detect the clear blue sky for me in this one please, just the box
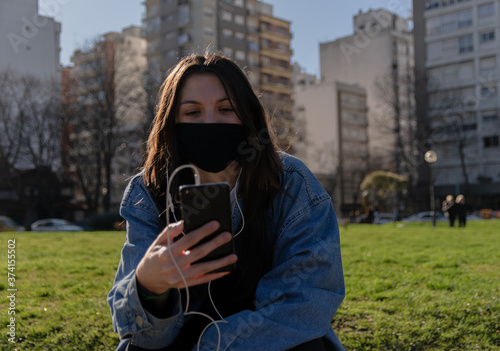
[44,0,411,76]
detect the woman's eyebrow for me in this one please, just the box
[179,100,199,105]
[179,98,231,105]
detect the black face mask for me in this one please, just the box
[176,123,247,173]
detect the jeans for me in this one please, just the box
[126,336,336,351]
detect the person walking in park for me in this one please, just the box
[442,195,456,227]
[455,194,466,227]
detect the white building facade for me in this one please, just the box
[293,70,369,214]
[0,0,61,79]
[415,0,500,209]
[319,9,415,175]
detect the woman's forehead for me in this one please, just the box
[179,73,231,101]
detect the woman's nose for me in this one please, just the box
[203,109,217,123]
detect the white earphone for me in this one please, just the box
[164,163,245,350]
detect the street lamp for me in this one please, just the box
[424,150,438,227]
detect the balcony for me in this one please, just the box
[142,26,161,39]
[142,6,160,21]
[260,23,292,39]
[260,43,292,57]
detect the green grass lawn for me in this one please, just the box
[336,220,500,350]
[0,220,499,350]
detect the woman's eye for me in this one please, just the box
[220,107,234,113]
[185,110,200,116]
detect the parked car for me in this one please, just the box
[401,211,447,223]
[466,211,483,221]
[373,212,396,225]
[0,216,24,232]
[31,218,84,232]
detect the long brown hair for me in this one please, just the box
[143,52,284,291]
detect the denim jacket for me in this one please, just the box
[107,152,345,351]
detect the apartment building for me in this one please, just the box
[413,0,500,209]
[319,9,415,176]
[67,26,147,215]
[142,0,294,148]
[0,0,61,79]
[0,0,64,223]
[293,69,369,214]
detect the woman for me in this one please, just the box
[455,194,466,227]
[107,53,345,351]
[441,195,456,227]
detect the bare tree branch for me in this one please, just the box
[65,33,146,214]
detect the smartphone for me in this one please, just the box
[179,182,235,272]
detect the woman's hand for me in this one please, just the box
[136,220,237,295]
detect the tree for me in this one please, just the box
[426,87,479,197]
[64,32,147,214]
[260,92,296,152]
[0,70,65,226]
[373,67,417,184]
[360,170,408,213]
[143,65,164,130]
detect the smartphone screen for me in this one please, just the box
[179,182,236,272]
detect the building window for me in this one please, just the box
[442,39,456,56]
[164,49,176,58]
[443,64,458,80]
[247,39,259,51]
[462,123,477,131]
[235,32,245,41]
[204,27,214,35]
[146,5,160,18]
[480,56,497,72]
[458,35,473,54]
[221,11,232,22]
[483,136,499,148]
[222,28,233,39]
[425,1,439,10]
[234,14,245,25]
[234,0,244,7]
[478,3,494,18]
[427,42,441,61]
[261,38,270,49]
[457,9,473,28]
[162,13,174,22]
[428,9,473,34]
[145,17,161,34]
[480,85,497,98]
[178,32,190,45]
[223,47,233,57]
[164,31,175,41]
[235,50,245,61]
[482,110,498,122]
[178,5,190,26]
[204,8,214,16]
[425,0,472,11]
[425,17,441,35]
[479,30,495,43]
